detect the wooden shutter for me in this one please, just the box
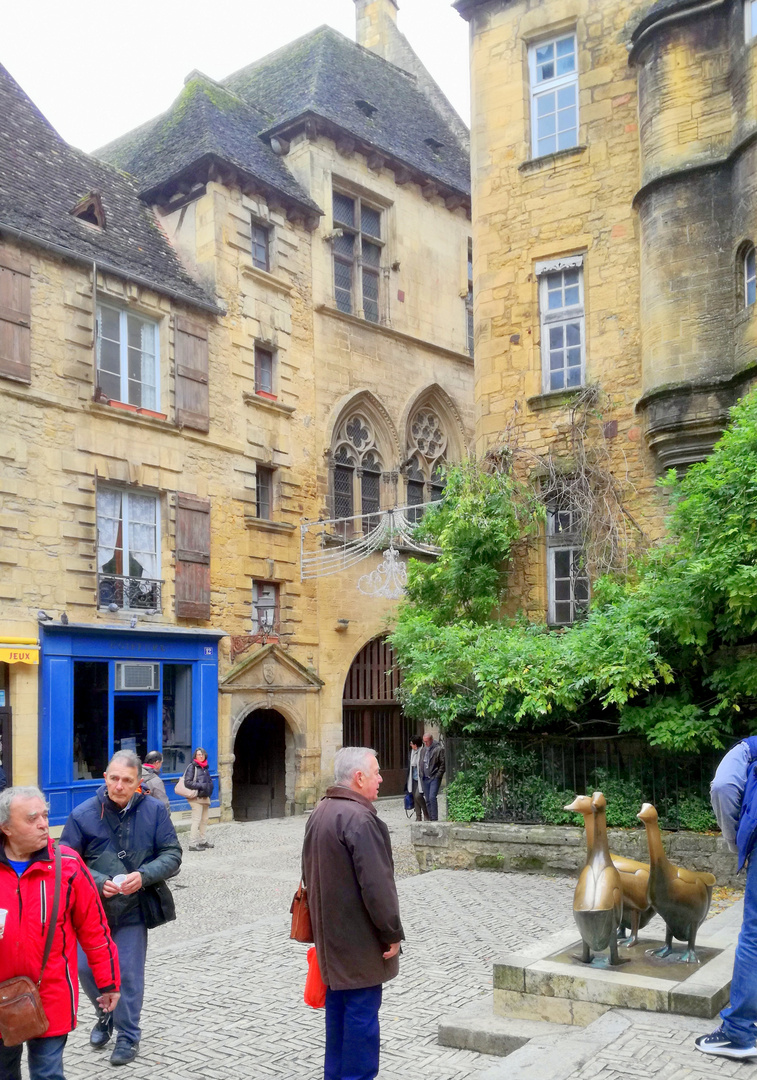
[175,494,211,619]
[175,317,209,432]
[0,249,31,384]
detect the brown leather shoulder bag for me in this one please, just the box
[0,843,61,1046]
[290,878,314,943]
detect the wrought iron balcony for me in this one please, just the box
[98,573,162,612]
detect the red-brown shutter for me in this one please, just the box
[175,494,211,619]
[175,317,209,432]
[0,249,31,384]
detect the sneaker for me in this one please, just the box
[188,842,203,851]
[200,838,214,849]
[110,1038,139,1066]
[695,1027,757,1059]
[90,1013,113,1048]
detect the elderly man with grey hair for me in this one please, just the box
[0,786,119,1080]
[60,751,181,1067]
[302,747,404,1080]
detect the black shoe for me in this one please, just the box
[90,1013,113,1048]
[110,1039,139,1066]
[200,838,214,849]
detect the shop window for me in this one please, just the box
[114,696,148,761]
[256,466,274,520]
[255,345,275,398]
[96,303,159,411]
[332,189,383,322]
[529,33,579,158]
[251,220,270,272]
[162,664,192,774]
[252,581,279,635]
[73,661,109,780]
[538,260,585,392]
[745,244,756,307]
[97,487,161,611]
[547,504,589,625]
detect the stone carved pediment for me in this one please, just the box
[220,643,323,693]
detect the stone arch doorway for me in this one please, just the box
[232,708,292,820]
[342,636,415,796]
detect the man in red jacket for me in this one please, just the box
[0,786,120,1080]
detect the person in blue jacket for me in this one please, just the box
[60,749,182,1067]
[695,738,757,1060]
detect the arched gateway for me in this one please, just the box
[342,636,414,795]
[232,708,291,820]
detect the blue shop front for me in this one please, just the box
[40,624,223,825]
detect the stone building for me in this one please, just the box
[0,0,473,821]
[455,0,757,624]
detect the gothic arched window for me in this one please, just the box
[332,413,385,531]
[404,407,448,515]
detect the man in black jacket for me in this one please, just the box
[60,750,182,1066]
[420,733,445,822]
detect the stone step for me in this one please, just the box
[437,994,574,1056]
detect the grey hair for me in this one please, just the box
[334,747,377,786]
[107,750,141,772]
[0,786,48,828]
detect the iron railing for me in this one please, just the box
[98,573,162,612]
[446,735,722,831]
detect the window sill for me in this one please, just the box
[241,264,293,295]
[242,392,295,416]
[96,398,168,421]
[244,518,296,533]
[519,145,587,175]
[315,304,473,364]
[527,388,585,411]
[255,390,278,401]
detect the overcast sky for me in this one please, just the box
[3,0,470,153]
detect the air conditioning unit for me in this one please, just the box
[115,663,160,692]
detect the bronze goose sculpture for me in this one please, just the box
[637,802,715,963]
[564,794,654,947]
[571,792,624,965]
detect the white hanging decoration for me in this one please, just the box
[357,545,408,600]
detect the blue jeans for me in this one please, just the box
[324,985,382,1080]
[721,851,757,1045]
[0,1035,67,1080]
[422,776,442,821]
[78,921,147,1045]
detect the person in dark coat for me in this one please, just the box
[182,747,214,851]
[140,751,169,809]
[60,750,182,1067]
[302,746,404,1080]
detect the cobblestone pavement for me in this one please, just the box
[49,802,745,1080]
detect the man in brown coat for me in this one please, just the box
[302,746,404,1080]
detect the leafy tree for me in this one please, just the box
[392,388,757,752]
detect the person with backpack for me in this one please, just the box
[695,736,757,1060]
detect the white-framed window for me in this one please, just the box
[332,190,383,322]
[745,245,756,307]
[746,0,757,41]
[256,466,274,520]
[538,258,585,392]
[466,240,474,358]
[96,487,161,611]
[96,304,159,411]
[254,345,275,397]
[251,220,270,272]
[252,581,279,634]
[529,33,579,158]
[547,504,589,625]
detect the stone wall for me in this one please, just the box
[412,820,740,886]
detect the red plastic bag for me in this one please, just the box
[304,946,327,1009]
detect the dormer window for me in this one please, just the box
[355,99,378,119]
[71,192,105,229]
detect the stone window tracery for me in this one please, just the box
[405,407,448,518]
[331,413,385,530]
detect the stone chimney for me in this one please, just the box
[354,0,399,59]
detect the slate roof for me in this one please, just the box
[0,63,215,311]
[629,0,705,41]
[96,73,320,214]
[223,26,470,196]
